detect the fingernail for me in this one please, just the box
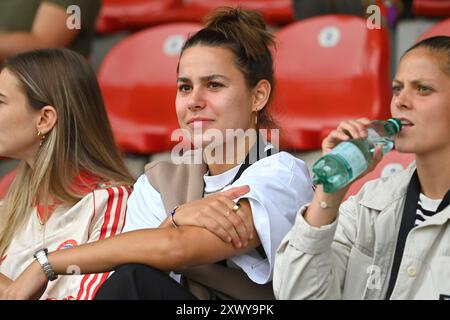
[250,234,253,239]
[227,237,231,242]
[244,241,248,247]
[238,242,242,248]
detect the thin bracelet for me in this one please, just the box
[170,206,179,228]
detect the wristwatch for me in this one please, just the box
[33,248,58,281]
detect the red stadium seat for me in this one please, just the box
[180,0,294,25]
[417,17,450,41]
[273,15,391,150]
[96,0,183,33]
[98,23,202,154]
[0,169,16,199]
[413,0,450,18]
[345,150,415,200]
[96,0,293,33]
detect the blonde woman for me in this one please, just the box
[0,48,134,299]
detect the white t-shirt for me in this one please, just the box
[124,151,314,284]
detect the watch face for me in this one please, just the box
[34,248,48,258]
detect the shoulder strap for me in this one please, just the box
[229,138,277,260]
[231,137,276,185]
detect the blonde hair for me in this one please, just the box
[0,49,134,256]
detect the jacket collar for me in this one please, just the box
[358,162,416,211]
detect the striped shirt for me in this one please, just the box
[414,193,442,227]
[0,185,131,300]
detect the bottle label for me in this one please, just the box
[329,142,368,178]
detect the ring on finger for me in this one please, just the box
[232,203,241,213]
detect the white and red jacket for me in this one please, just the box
[0,184,132,300]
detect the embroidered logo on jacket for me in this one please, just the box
[57,240,78,250]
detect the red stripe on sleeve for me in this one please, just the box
[77,188,117,299]
[110,187,124,236]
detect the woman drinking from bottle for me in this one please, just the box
[274,36,450,300]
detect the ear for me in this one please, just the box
[36,105,57,135]
[252,79,271,112]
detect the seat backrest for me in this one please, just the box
[413,0,450,17]
[345,150,415,200]
[417,17,450,41]
[98,23,202,154]
[273,15,391,150]
[96,0,183,33]
[183,0,293,25]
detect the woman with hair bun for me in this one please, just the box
[3,7,313,300]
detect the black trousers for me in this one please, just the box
[94,264,197,300]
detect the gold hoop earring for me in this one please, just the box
[37,130,46,147]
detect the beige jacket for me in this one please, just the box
[274,164,450,300]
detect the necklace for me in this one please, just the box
[203,165,242,196]
[36,203,58,226]
[203,181,233,196]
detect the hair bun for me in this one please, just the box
[203,7,274,62]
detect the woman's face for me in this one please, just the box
[0,69,40,162]
[176,45,255,149]
[391,48,450,155]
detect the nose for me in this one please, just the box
[392,88,412,111]
[187,87,206,111]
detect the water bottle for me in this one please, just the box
[312,118,402,193]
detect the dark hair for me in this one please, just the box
[404,36,450,76]
[179,7,276,128]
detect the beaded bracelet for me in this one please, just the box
[170,206,179,228]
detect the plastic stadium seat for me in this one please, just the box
[418,17,450,41]
[345,150,415,200]
[413,0,450,17]
[273,15,391,150]
[181,0,294,25]
[98,23,202,154]
[0,169,16,199]
[96,0,183,33]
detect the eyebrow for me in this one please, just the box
[392,78,435,85]
[177,74,231,82]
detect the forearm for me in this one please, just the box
[0,273,12,293]
[303,186,348,227]
[46,226,257,277]
[46,228,186,276]
[159,217,172,228]
[0,33,55,60]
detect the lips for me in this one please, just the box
[398,118,414,132]
[187,118,214,128]
[399,119,414,126]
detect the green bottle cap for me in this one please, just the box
[387,118,402,134]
